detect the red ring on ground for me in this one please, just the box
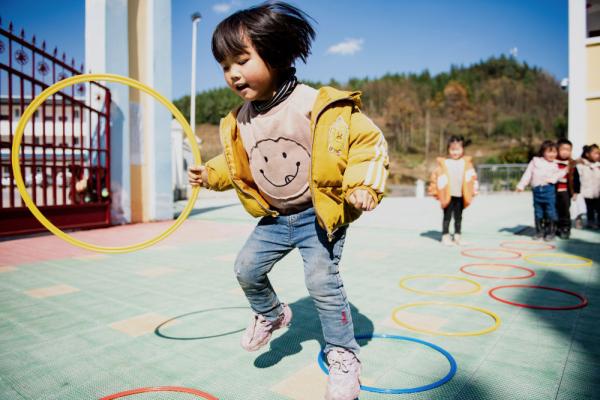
[500,241,556,251]
[460,263,535,280]
[99,386,219,400]
[461,248,522,260]
[488,285,588,310]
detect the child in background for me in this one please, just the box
[428,135,478,246]
[516,140,567,240]
[577,144,600,228]
[188,3,389,399]
[555,138,580,239]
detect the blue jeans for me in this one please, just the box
[532,185,557,221]
[234,207,359,354]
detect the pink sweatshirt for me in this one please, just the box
[517,157,567,191]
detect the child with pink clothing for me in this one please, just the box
[516,140,567,240]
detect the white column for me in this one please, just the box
[568,0,587,156]
[144,0,173,221]
[171,119,184,192]
[85,0,131,224]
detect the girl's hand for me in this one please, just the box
[188,165,208,188]
[347,188,376,211]
[516,187,524,192]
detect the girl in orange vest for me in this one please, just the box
[428,135,478,245]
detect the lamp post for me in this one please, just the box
[190,12,202,135]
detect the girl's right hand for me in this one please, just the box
[188,165,208,188]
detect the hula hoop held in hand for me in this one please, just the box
[11,74,201,254]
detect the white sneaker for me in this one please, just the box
[453,234,461,245]
[441,234,453,246]
[240,303,292,352]
[325,348,361,400]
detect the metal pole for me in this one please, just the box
[190,13,202,135]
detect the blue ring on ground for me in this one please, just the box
[317,333,457,394]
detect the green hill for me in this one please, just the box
[174,55,567,183]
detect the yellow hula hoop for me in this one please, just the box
[391,302,501,336]
[523,253,593,267]
[399,274,482,296]
[11,73,201,254]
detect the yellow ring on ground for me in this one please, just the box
[523,253,593,267]
[399,274,482,296]
[391,302,501,336]
[11,73,201,254]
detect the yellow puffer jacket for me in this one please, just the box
[204,86,389,240]
[428,156,478,209]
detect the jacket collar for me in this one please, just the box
[219,86,361,140]
[219,105,242,141]
[310,86,361,125]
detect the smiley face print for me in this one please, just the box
[249,137,310,200]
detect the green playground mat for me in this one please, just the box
[0,193,598,400]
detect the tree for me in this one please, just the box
[171,55,568,167]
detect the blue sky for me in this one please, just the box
[3,0,568,100]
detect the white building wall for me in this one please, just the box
[85,0,174,224]
[568,0,588,155]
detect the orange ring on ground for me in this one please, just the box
[98,386,219,400]
[500,241,556,251]
[460,263,535,280]
[461,248,522,260]
[488,285,588,310]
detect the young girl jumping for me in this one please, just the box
[516,140,567,240]
[188,3,388,399]
[428,135,478,245]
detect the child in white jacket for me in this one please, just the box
[577,144,600,228]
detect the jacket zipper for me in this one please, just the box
[232,180,278,216]
[223,148,278,217]
[309,95,354,241]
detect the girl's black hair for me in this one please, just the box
[211,1,316,70]
[581,144,599,160]
[538,140,557,157]
[447,135,471,149]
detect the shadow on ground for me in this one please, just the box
[499,224,600,241]
[562,237,600,265]
[254,295,500,399]
[420,230,443,242]
[498,224,534,236]
[511,237,600,398]
[253,297,374,369]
